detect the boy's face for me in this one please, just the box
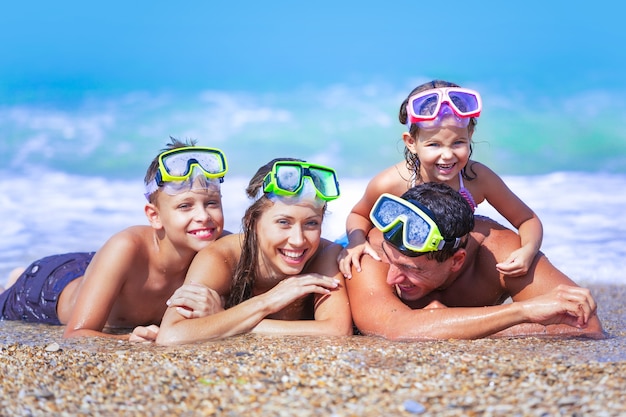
[152,186,225,254]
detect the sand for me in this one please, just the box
[1,284,625,416]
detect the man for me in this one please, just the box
[345,182,604,340]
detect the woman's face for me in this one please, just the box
[256,199,323,277]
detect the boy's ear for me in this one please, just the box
[402,132,417,154]
[144,203,163,229]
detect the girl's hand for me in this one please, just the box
[337,241,381,279]
[166,282,225,319]
[129,324,160,343]
[496,246,536,277]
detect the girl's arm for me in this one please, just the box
[474,163,543,276]
[339,165,407,277]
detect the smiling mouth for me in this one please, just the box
[279,249,307,262]
[436,163,455,170]
[190,228,215,239]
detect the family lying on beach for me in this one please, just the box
[0,80,604,344]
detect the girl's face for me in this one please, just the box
[256,199,323,278]
[405,121,472,183]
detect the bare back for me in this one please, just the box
[61,225,196,329]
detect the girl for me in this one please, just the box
[338,80,543,279]
[156,158,353,345]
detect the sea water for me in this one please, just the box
[0,171,625,288]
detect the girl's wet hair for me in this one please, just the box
[399,80,478,183]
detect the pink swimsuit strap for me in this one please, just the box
[458,173,477,211]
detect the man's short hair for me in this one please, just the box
[397,182,475,261]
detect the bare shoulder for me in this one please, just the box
[96,225,153,259]
[196,233,243,262]
[368,162,412,194]
[466,160,494,176]
[465,161,504,191]
[471,216,521,262]
[306,239,342,275]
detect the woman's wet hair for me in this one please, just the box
[227,157,325,308]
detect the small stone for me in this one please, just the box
[45,342,61,352]
[403,399,426,414]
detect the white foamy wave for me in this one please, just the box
[0,172,624,288]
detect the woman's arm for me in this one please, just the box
[254,243,353,336]
[156,237,346,345]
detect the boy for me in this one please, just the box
[0,138,229,341]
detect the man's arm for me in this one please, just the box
[499,253,604,338]
[347,253,602,341]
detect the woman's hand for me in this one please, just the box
[260,273,340,314]
[166,282,225,319]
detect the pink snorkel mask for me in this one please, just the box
[405,87,482,130]
[408,103,469,129]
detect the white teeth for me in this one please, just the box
[281,249,304,259]
[192,229,211,238]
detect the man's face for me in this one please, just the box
[382,241,452,301]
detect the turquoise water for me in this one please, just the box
[2,83,624,181]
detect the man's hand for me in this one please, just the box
[520,284,597,328]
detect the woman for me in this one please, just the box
[156,158,352,345]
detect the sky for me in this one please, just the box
[1,1,624,99]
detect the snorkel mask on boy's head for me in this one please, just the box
[260,161,341,206]
[406,87,482,130]
[144,146,228,200]
[370,193,461,257]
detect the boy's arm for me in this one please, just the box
[63,232,142,340]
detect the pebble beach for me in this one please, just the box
[1,284,625,417]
